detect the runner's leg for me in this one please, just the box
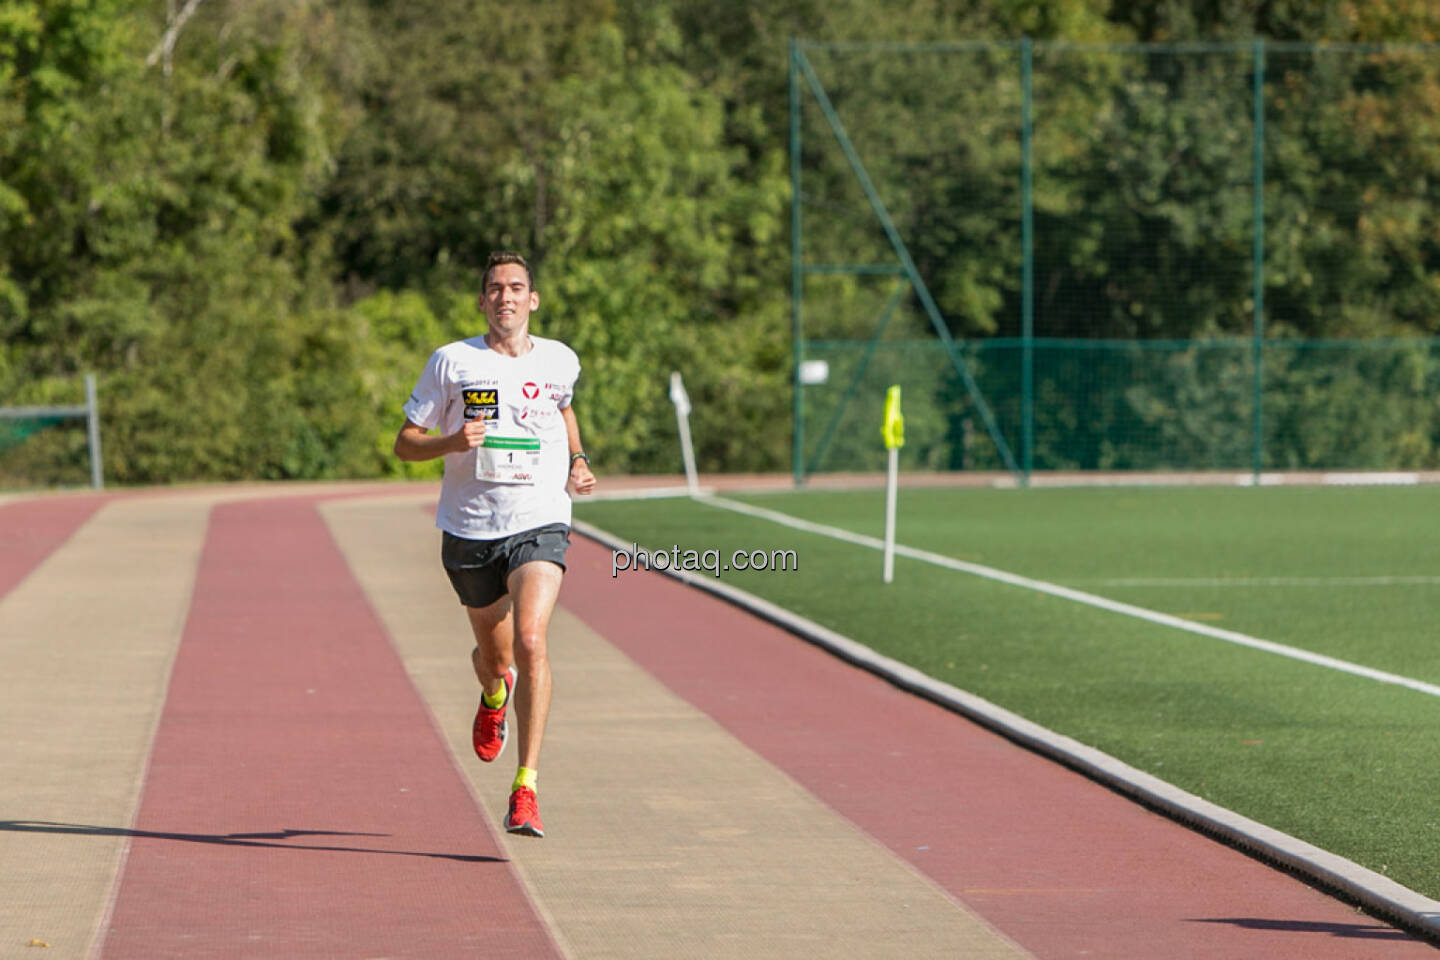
[466,596,514,701]
[506,560,563,771]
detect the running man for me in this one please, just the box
[394,250,596,837]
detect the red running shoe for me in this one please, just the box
[472,666,516,762]
[505,786,544,837]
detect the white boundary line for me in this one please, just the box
[586,485,716,502]
[1094,575,1440,588]
[571,517,1440,941]
[698,495,1440,701]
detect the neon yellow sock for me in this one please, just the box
[482,676,508,709]
[512,767,538,793]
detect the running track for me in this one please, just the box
[0,483,1435,958]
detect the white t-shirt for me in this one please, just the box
[403,334,580,540]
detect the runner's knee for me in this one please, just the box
[512,629,549,668]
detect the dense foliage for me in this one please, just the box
[3,1,1439,483]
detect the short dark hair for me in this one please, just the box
[482,251,535,292]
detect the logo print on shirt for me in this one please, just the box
[522,382,540,400]
[463,388,500,421]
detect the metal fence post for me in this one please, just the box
[1251,38,1266,486]
[790,37,805,488]
[85,372,103,489]
[1021,37,1035,486]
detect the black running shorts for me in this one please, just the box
[441,523,571,608]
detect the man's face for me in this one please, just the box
[480,263,539,337]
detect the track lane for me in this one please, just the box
[0,494,108,601]
[323,493,1032,960]
[558,534,1438,959]
[0,497,205,958]
[98,497,558,959]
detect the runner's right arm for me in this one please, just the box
[393,419,486,462]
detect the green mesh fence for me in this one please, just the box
[0,415,91,489]
[791,41,1440,480]
[0,415,68,453]
[801,337,1440,473]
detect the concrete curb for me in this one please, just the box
[573,518,1440,945]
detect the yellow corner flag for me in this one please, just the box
[882,385,904,449]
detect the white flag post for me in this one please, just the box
[881,385,903,583]
[669,371,700,497]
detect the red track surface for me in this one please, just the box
[0,494,107,600]
[559,536,1438,959]
[99,499,557,959]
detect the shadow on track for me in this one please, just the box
[2,820,504,863]
[1188,917,1419,941]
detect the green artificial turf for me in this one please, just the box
[576,485,1440,900]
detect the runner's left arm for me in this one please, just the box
[562,405,596,495]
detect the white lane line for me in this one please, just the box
[698,495,1440,701]
[1095,576,1440,588]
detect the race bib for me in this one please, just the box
[475,435,541,485]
